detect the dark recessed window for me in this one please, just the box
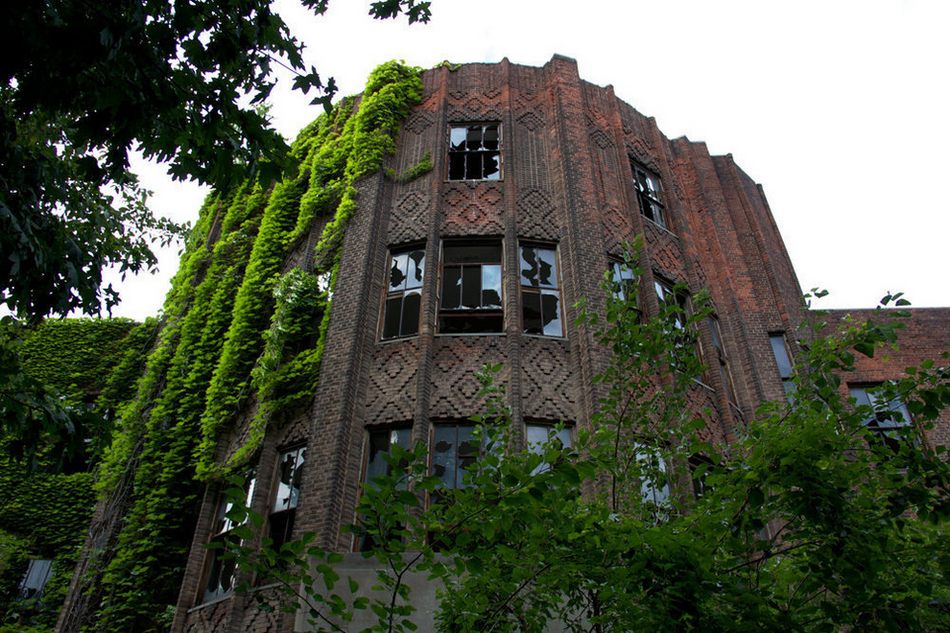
[382,247,425,339]
[269,446,306,552]
[360,427,412,551]
[769,333,795,400]
[631,161,666,230]
[654,277,688,332]
[202,468,256,604]
[520,244,563,337]
[439,242,503,334]
[707,316,740,412]
[431,423,480,490]
[849,385,914,452]
[526,423,573,474]
[448,124,501,180]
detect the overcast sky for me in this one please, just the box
[111,0,950,320]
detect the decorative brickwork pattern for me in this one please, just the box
[602,206,637,255]
[429,337,507,419]
[686,382,725,444]
[389,191,430,244]
[520,338,577,422]
[404,112,434,135]
[644,221,686,282]
[516,188,561,242]
[442,182,504,235]
[183,598,231,633]
[364,340,419,424]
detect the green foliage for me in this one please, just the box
[0,0,431,319]
[226,245,949,632]
[90,61,423,632]
[385,152,434,183]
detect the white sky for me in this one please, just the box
[110,0,950,320]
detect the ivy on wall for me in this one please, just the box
[82,61,423,632]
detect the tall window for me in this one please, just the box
[269,446,306,551]
[769,333,795,399]
[431,423,480,489]
[439,242,503,334]
[631,161,666,230]
[360,427,412,551]
[526,423,573,474]
[382,247,425,339]
[203,469,256,603]
[448,124,501,180]
[520,244,563,337]
[849,385,914,452]
[18,559,53,600]
[609,260,638,304]
[634,443,670,507]
[654,278,688,332]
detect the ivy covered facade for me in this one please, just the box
[41,57,950,632]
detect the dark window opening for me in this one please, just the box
[631,161,666,230]
[268,446,306,552]
[202,468,256,604]
[707,316,739,408]
[689,454,713,500]
[769,333,796,400]
[360,427,412,551]
[449,124,501,180]
[609,260,639,305]
[382,247,425,339]
[520,245,563,336]
[849,385,914,452]
[526,423,573,474]
[439,242,504,334]
[18,559,53,601]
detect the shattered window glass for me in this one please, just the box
[203,467,256,604]
[382,247,425,339]
[448,124,501,180]
[769,333,797,401]
[520,245,563,337]
[439,242,504,334]
[849,385,914,452]
[634,443,671,507]
[269,446,306,552]
[631,161,666,230]
[527,424,572,474]
[610,260,638,304]
[366,427,412,484]
[432,424,479,489]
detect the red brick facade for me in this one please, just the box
[169,56,950,633]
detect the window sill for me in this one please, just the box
[435,332,506,337]
[523,333,567,341]
[642,216,678,239]
[378,335,419,345]
[189,592,233,612]
[445,178,504,183]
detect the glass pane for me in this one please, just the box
[483,124,499,150]
[273,448,305,512]
[406,250,425,289]
[770,335,793,378]
[527,425,572,453]
[466,125,483,151]
[461,266,481,309]
[541,290,563,337]
[441,266,461,309]
[708,317,723,352]
[444,244,500,264]
[654,280,668,303]
[536,248,558,288]
[433,426,457,488]
[400,291,420,336]
[520,246,538,287]
[448,153,465,180]
[457,425,477,488]
[522,290,542,335]
[389,253,407,292]
[449,127,467,151]
[484,153,500,180]
[366,430,391,481]
[465,152,483,180]
[382,296,402,339]
[650,202,666,228]
[481,265,502,308]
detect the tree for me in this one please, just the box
[225,251,950,632]
[0,0,431,320]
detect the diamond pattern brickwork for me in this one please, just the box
[644,221,686,282]
[389,191,430,244]
[520,338,577,422]
[516,188,561,241]
[364,340,419,424]
[183,598,231,633]
[442,182,504,235]
[429,337,507,419]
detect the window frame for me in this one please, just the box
[380,245,426,340]
[267,445,306,554]
[358,425,413,551]
[519,242,565,338]
[706,315,740,412]
[447,123,502,181]
[437,240,505,335]
[848,383,915,452]
[526,422,573,475]
[630,160,667,230]
[769,333,796,400]
[200,467,256,605]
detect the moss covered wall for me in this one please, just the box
[55,60,424,633]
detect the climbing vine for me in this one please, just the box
[84,60,423,632]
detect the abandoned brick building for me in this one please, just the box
[56,55,950,633]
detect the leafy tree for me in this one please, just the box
[0,0,431,320]
[224,251,949,632]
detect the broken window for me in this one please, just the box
[18,559,53,600]
[654,277,689,332]
[269,446,306,552]
[202,468,256,604]
[448,123,501,180]
[634,443,671,507]
[769,333,796,400]
[609,260,638,304]
[431,424,481,489]
[849,385,914,452]
[520,244,563,337]
[360,427,412,551]
[526,423,573,474]
[439,242,504,334]
[689,454,713,500]
[631,161,667,230]
[382,247,425,339]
